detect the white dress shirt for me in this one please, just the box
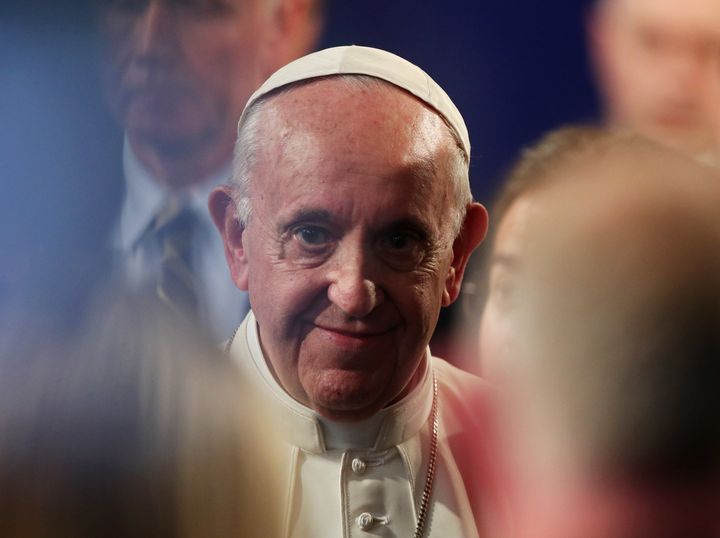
[228,311,482,538]
[114,139,249,340]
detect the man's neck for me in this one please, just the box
[129,134,234,191]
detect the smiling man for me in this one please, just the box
[210,46,494,537]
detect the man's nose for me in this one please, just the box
[327,246,384,319]
[134,1,176,60]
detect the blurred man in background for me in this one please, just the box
[96,0,323,338]
[588,0,720,161]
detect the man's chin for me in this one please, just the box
[123,100,220,148]
[306,374,389,422]
[127,122,217,157]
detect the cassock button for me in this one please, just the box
[351,457,367,475]
[356,512,375,531]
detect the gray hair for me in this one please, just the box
[231,75,472,238]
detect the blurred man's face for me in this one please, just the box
[98,0,275,154]
[478,195,537,381]
[591,0,720,155]
[216,80,486,421]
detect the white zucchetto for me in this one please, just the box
[238,45,471,159]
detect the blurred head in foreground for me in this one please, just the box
[588,0,720,159]
[479,126,625,379]
[0,291,281,537]
[492,136,720,538]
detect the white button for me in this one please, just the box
[356,512,374,531]
[351,457,367,475]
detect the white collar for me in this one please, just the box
[230,311,434,453]
[119,138,232,252]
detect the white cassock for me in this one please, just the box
[228,311,496,538]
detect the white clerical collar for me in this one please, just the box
[230,311,434,453]
[118,137,232,252]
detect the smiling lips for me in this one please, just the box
[313,323,394,346]
[315,324,391,337]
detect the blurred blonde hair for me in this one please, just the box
[0,289,282,538]
[490,125,635,234]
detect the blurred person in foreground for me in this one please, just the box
[486,135,720,538]
[95,0,324,339]
[478,126,624,380]
[588,0,720,162]
[209,45,500,537]
[0,290,282,537]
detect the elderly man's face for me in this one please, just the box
[216,80,485,421]
[591,0,720,155]
[97,0,275,152]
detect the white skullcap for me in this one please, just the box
[239,45,471,158]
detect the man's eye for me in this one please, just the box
[377,231,425,270]
[386,233,412,250]
[293,225,332,246]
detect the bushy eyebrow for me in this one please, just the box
[277,209,333,233]
[378,218,433,241]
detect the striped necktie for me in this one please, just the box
[153,202,198,318]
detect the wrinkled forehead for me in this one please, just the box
[243,80,459,225]
[253,78,459,175]
[266,78,452,136]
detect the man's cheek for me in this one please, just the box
[264,284,312,322]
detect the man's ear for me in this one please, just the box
[442,203,489,307]
[208,186,250,291]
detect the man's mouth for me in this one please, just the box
[311,323,395,348]
[313,324,392,338]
